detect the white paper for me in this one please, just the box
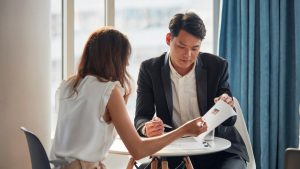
[196,100,237,141]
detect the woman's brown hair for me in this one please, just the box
[69,26,132,96]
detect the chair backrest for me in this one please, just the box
[233,97,256,169]
[20,127,51,169]
[285,148,300,169]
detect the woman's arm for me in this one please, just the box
[107,86,207,160]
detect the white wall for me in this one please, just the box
[0,0,51,168]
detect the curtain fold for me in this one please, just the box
[219,0,300,169]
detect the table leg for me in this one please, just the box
[151,157,158,169]
[161,158,168,169]
[126,157,135,169]
[183,156,194,169]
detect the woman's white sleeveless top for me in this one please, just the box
[50,75,124,162]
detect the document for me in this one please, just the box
[196,100,237,141]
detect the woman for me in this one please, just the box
[50,26,207,169]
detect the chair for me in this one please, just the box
[233,97,256,169]
[20,127,66,169]
[285,148,300,169]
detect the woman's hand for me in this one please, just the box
[182,117,207,137]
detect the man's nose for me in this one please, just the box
[184,48,192,57]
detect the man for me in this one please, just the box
[134,12,249,169]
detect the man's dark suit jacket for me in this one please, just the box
[134,52,249,162]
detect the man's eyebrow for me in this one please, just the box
[192,44,200,48]
[178,41,200,48]
[178,41,186,46]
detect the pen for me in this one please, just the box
[163,123,173,129]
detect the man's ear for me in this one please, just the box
[166,33,171,45]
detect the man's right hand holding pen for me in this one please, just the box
[143,117,165,137]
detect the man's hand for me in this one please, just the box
[214,93,234,107]
[143,117,165,137]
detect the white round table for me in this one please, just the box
[109,137,231,169]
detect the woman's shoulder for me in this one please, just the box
[84,76,125,96]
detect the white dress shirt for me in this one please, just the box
[169,55,201,127]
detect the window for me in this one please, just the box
[74,0,105,66]
[50,0,62,138]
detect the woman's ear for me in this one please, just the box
[166,33,171,45]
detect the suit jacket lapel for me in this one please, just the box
[196,56,207,116]
[161,54,173,118]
